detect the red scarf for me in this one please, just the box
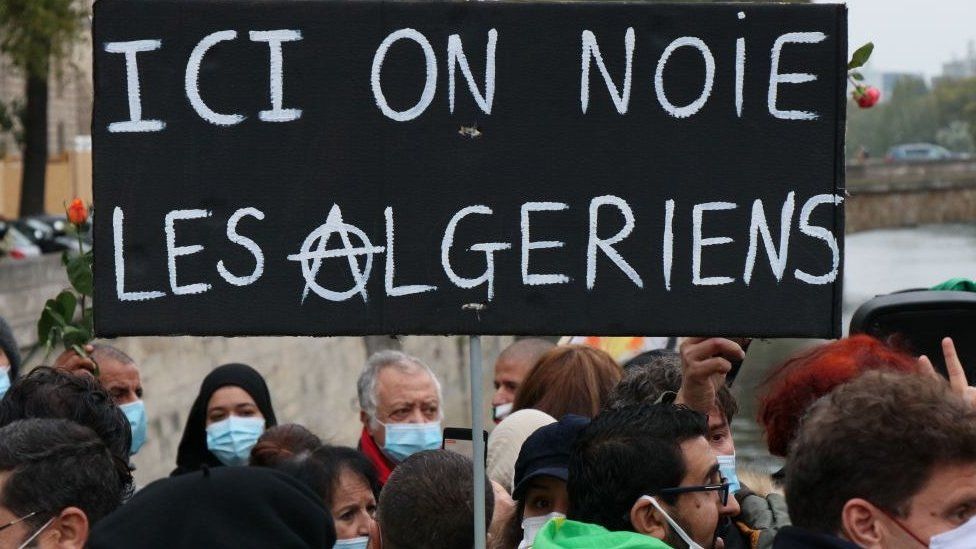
[358,427,396,486]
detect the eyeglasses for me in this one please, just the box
[0,511,37,532]
[656,481,731,506]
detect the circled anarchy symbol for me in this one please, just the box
[287,204,385,303]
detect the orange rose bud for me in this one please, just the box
[67,199,88,225]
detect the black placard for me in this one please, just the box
[92,0,847,338]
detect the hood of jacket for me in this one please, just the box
[533,518,674,549]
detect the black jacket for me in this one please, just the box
[773,526,861,549]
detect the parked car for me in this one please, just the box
[0,220,42,259]
[885,143,964,162]
[13,215,91,255]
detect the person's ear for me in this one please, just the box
[360,410,370,426]
[630,497,668,541]
[51,507,89,549]
[841,498,885,549]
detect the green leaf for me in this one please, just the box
[37,309,54,346]
[62,325,92,349]
[43,301,67,327]
[54,290,77,320]
[850,72,864,81]
[65,254,93,296]
[61,250,70,266]
[848,42,874,70]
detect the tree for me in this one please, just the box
[0,0,84,216]
[846,76,940,159]
[933,76,976,149]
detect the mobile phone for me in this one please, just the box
[850,290,976,383]
[442,427,489,462]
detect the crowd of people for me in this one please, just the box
[0,313,974,549]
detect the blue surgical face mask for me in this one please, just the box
[206,416,265,466]
[381,421,442,462]
[334,536,369,549]
[119,400,148,455]
[0,366,10,401]
[717,454,741,494]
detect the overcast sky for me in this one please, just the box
[817,0,975,79]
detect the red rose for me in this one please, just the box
[67,198,88,225]
[853,86,881,108]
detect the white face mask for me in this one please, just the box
[494,402,514,422]
[640,496,704,549]
[930,515,976,549]
[518,512,565,549]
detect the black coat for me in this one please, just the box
[90,466,336,548]
[773,526,861,549]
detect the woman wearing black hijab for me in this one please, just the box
[172,363,278,476]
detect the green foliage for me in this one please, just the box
[0,0,85,77]
[63,249,93,296]
[932,77,976,145]
[37,229,94,355]
[0,100,25,155]
[848,43,874,70]
[846,76,976,159]
[937,121,975,152]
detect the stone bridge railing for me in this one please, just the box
[845,159,976,233]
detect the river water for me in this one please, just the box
[734,223,976,473]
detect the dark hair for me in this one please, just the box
[622,349,676,370]
[273,445,381,508]
[759,335,921,457]
[0,366,133,495]
[250,424,322,467]
[501,499,527,548]
[513,345,622,419]
[605,351,739,422]
[568,404,707,532]
[786,371,976,534]
[0,418,126,529]
[379,450,494,549]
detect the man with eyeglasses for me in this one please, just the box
[534,403,740,549]
[0,418,125,549]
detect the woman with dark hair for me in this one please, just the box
[250,423,322,467]
[274,445,381,548]
[171,363,278,476]
[512,345,622,419]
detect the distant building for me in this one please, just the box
[850,67,925,104]
[940,40,976,81]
